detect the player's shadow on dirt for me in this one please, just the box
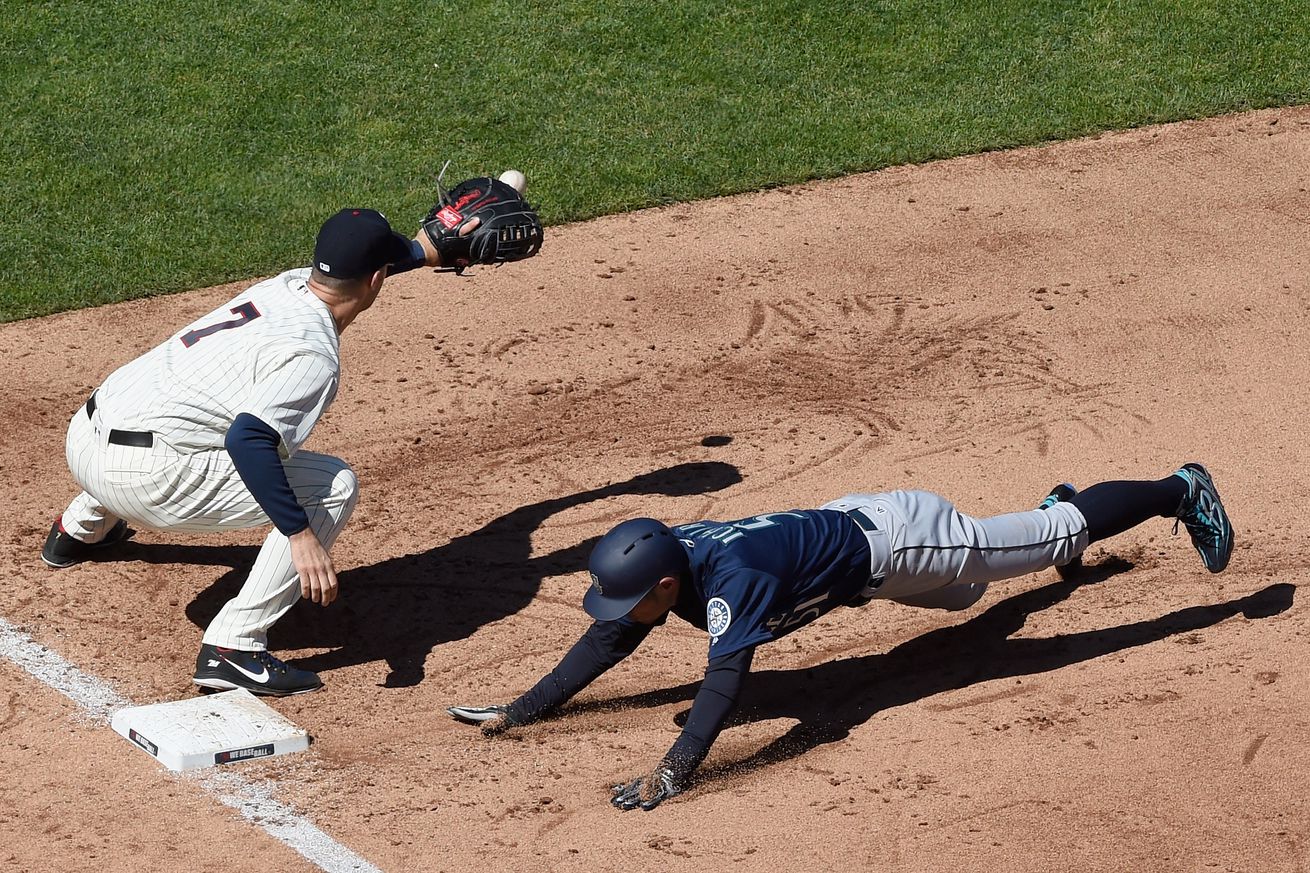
[571,559,1296,788]
[179,460,740,687]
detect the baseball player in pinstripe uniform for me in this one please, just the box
[42,206,514,695]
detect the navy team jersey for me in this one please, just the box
[663,509,872,657]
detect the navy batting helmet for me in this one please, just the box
[583,518,689,621]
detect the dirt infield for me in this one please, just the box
[3,106,1309,872]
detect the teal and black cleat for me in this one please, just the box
[1038,482,1077,510]
[1172,463,1234,573]
[1038,483,1080,574]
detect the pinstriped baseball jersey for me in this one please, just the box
[95,268,339,456]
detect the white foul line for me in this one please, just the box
[0,615,382,873]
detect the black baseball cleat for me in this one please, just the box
[193,644,323,696]
[41,518,131,569]
[1172,463,1234,573]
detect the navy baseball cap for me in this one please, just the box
[313,208,414,279]
[583,518,690,621]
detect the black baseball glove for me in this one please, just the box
[422,177,543,273]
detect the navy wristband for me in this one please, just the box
[384,240,428,275]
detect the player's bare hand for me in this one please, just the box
[288,528,338,605]
[611,765,682,811]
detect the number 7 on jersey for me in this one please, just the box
[181,302,262,348]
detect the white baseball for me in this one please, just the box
[498,169,527,194]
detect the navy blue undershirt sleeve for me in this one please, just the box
[225,412,310,536]
[384,240,428,275]
[661,645,755,781]
[506,619,655,724]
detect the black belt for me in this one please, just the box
[843,507,886,605]
[86,393,154,448]
[844,506,881,533]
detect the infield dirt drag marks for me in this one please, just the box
[3,107,1310,871]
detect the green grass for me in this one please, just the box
[3,0,1308,321]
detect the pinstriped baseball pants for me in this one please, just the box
[60,401,358,650]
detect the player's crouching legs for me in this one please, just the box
[287,452,360,549]
[200,453,358,651]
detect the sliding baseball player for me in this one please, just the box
[451,465,1233,808]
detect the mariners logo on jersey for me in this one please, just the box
[706,597,732,641]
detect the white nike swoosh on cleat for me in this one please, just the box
[222,657,270,684]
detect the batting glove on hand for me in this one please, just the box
[445,704,521,737]
[611,766,683,812]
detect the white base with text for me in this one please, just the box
[111,688,309,771]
